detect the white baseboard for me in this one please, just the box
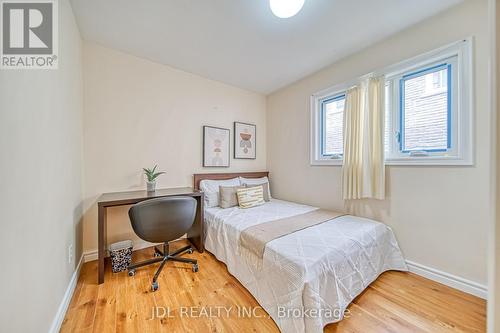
[48,241,158,333]
[406,260,487,299]
[48,254,84,333]
[83,250,98,263]
[83,240,160,263]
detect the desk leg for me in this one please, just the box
[98,205,107,284]
[187,196,204,253]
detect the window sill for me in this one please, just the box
[310,158,473,166]
[385,157,473,166]
[310,159,343,166]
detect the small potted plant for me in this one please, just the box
[143,165,165,192]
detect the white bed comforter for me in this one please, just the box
[204,199,407,333]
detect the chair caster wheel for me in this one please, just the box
[151,282,159,292]
[192,264,199,272]
[153,252,162,258]
[128,269,136,276]
[187,248,193,254]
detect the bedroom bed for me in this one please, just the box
[193,172,408,333]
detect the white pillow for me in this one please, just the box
[200,177,240,207]
[239,176,272,199]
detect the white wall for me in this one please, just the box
[82,42,267,253]
[0,0,84,332]
[492,0,499,330]
[267,0,490,287]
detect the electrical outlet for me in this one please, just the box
[68,244,73,264]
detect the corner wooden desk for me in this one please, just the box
[97,187,204,284]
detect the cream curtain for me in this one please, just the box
[342,77,385,200]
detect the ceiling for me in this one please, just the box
[70,0,463,94]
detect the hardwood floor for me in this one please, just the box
[61,241,486,333]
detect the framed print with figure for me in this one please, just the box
[203,126,230,167]
[234,122,256,159]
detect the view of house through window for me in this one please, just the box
[321,95,345,156]
[401,65,450,152]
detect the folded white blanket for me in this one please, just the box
[240,209,344,258]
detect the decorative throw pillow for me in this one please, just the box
[236,185,265,209]
[240,176,272,199]
[200,178,240,207]
[245,183,270,202]
[219,185,244,209]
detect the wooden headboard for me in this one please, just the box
[193,171,269,190]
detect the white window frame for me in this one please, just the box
[310,82,352,166]
[384,39,473,165]
[310,38,473,166]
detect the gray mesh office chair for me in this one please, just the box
[127,196,198,291]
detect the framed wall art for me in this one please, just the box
[203,126,230,167]
[234,122,256,159]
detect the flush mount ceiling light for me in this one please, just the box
[270,0,305,18]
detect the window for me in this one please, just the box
[311,89,348,165]
[401,63,451,153]
[321,94,345,157]
[385,39,472,165]
[312,39,472,166]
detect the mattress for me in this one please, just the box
[204,199,408,333]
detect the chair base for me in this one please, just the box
[127,243,198,291]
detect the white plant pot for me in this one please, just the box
[147,181,156,192]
